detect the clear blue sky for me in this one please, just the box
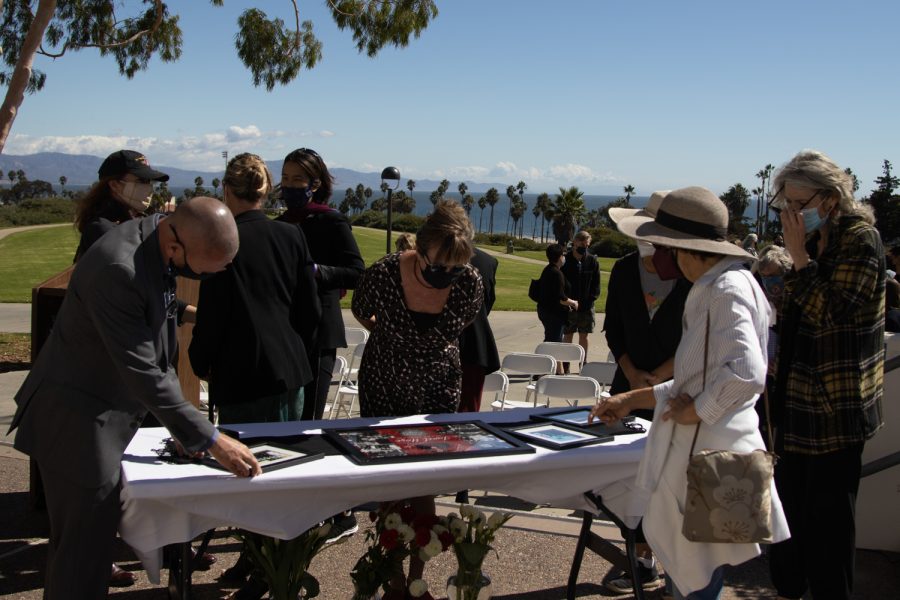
[6,0,899,194]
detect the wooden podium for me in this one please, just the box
[28,268,203,508]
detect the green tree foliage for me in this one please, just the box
[552,186,586,245]
[535,192,551,242]
[719,183,751,238]
[484,187,499,234]
[461,193,474,216]
[457,181,467,201]
[406,179,415,197]
[0,177,54,204]
[476,195,486,232]
[865,159,900,243]
[0,1,438,151]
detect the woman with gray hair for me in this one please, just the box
[767,150,885,600]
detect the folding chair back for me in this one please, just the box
[481,371,509,410]
[343,341,367,385]
[495,353,557,410]
[328,355,360,419]
[581,361,618,394]
[534,375,601,407]
[534,342,586,372]
[344,327,369,347]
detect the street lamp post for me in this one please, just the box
[222,151,228,173]
[381,166,401,254]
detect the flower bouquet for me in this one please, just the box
[443,505,514,600]
[351,501,453,600]
[235,522,332,600]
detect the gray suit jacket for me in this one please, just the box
[10,215,216,488]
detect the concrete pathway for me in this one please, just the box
[0,303,30,333]
[0,222,68,242]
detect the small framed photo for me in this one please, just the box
[202,443,324,474]
[531,407,645,436]
[503,422,612,450]
[323,420,535,465]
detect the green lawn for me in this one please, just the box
[0,225,77,302]
[0,225,608,310]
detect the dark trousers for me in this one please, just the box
[302,349,337,421]
[538,307,566,343]
[769,443,864,600]
[458,363,487,413]
[39,461,121,600]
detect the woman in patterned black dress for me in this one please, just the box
[352,200,484,417]
[351,200,483,594]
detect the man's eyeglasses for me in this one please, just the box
[767,185,826,215]
[420,252,466,276]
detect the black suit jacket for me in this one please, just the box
[278,208,364,350]
[459,248,500,372]
[189,210,321,406]
[560,250,601,310]
[11,215,216,488]
[603,252,692,394]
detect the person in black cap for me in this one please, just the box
[74,149,169,262]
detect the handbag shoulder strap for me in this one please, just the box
[689,311,710,456]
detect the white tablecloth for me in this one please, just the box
[119,408,648,582]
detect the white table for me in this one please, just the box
[119,408,648,588]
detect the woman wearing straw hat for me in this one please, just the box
[590,186,789,599]
[766,151,885,600]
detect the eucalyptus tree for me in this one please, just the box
[0,1,440,153]
[484,187,500,234]
[552,186,587,245]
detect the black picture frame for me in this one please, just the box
[503,422,613,450]
[201,442,324,474]
[531,407,646,436]
[322,420,535,465]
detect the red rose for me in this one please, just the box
[379,528,400,550]
[438,530,454,551]
[415,527,432,548]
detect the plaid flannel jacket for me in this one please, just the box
[774,214,885,455]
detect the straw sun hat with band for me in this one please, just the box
[615,186,753,259]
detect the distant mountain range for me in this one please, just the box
[0,151,523,195]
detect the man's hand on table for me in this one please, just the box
[208,434,261,477]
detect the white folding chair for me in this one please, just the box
[534,375,601,408]
[481,371,509,411]
[328,355,360,419]
[343,341,367,386]
[581,361,618,396]
[344,326,369,348]
[534,342,586,374]
[493,353,557,410]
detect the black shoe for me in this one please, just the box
[220,552,254,583]
[324,513,359,544]
[227,576,268,600]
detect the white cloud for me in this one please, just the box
[319,130,335,138]
[225,125,262,142]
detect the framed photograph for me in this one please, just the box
[322,420,535,465]
[202,443,324,474]
[503,422,612,450]
[531,407,645,436]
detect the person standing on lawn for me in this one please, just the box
[561,230,601,368]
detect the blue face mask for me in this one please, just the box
[800,206,828,233]
[282,186,314,211]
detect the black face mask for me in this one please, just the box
[170,225,215,281]
[574,245,586,256]
[419,253,465,289]
[282,186,314,211]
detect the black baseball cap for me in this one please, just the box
[98,150,169,182]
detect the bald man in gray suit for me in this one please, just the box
[9,197,261,599]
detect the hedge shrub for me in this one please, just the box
[0,197,76,227]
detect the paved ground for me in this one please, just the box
[0,223,68,243]
[1,305,898,598]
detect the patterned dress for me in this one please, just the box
[351,253,484,417]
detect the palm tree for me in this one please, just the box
[532,203,541,240]
[407,179,416,199]
[194,176,204,190]
[510,197,526,238]
[536,192,551,242]
[58,175,67,196]
[458,182,468,202]
[485,187,500,234]
[505,185,517,234]
[623,184,635,204]
[429,190,441,206]
[16,169,25,183]
[211,177,221,197]
[364,186,373,205]
[354,184,366,215]
[462,194,474,215]
[477,196,487,232]
[755,164,775,237]
[7,170,15,184]
[552,186,587,245]
[380,182,389,197]
[438,179,450,196]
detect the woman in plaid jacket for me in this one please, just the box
[768,150,885,600]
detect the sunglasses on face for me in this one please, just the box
[767,185,826,215]
[420,252,466,275]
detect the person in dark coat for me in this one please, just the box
[560,230,601,365]
[458,247,501,412]
[276,148,365,421]
[537,243,578,349]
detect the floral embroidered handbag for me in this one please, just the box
[681,311,778,544]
